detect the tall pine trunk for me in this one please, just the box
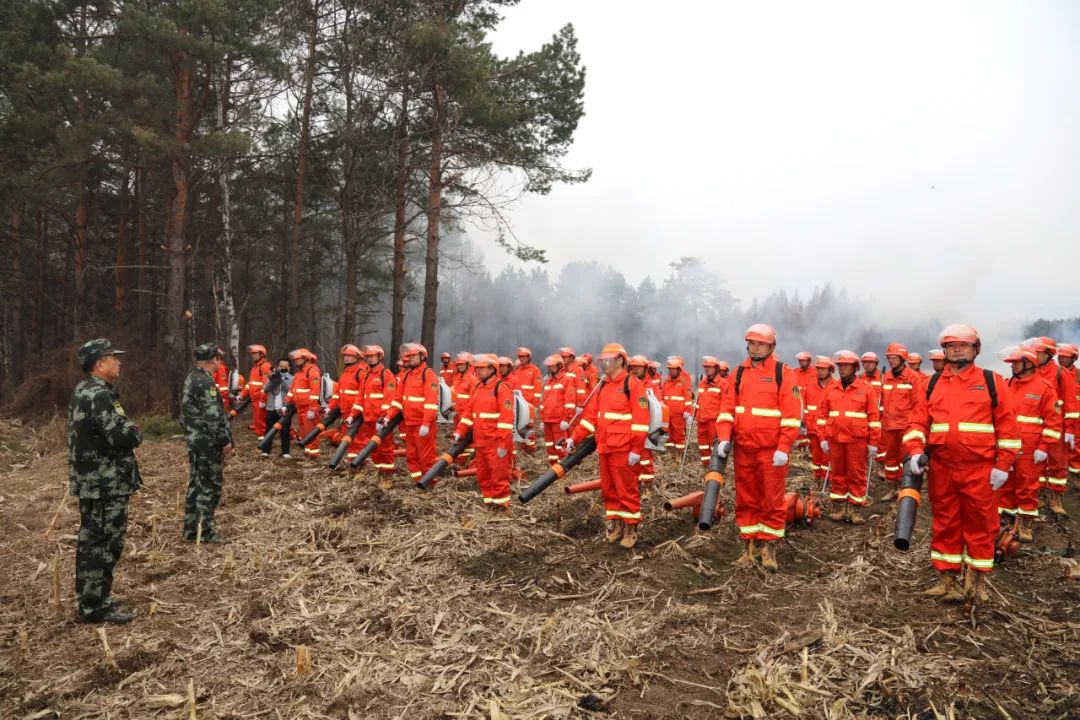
[216,60,239,364]
[390,97,409,366]
[287,0,319,346]
[420,75,444,358]
[114,164,130,327]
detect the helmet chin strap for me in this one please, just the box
[948,358,973,369]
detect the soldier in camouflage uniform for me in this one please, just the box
[182,343,234,542]
[68,338,142,624]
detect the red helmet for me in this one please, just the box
[365,345,385,359]
[516,347,532,358]
[833,350,860,365]
[939,324,980,346]
[884,343,908,360]
[860,351,879,363]
[814,355,835,370]
[1038,336,1058,356]
[928,349,945,360]
[744,324,777,344]
[1000,345,1038,364]
[247,344,267,355]
[628,354,649,368]
[597,343,629,363]
[543,354,562,368]
[907,352,922,364]
[340,344,362,357]
[701,356,721,368]
[795,351,812,362]
[1058,343,1078,359]
[581,353,593,363]
[401,343,427,360]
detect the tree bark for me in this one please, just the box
[216,59,240,364]
[390,97,409,366]
[420,74,444,358]
[134,162,149,341]
[33,208,46,352]
[114,164,130,326]
[287,0,319,346]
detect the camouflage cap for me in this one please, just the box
[194,343,220,361]
[77,338,125,371]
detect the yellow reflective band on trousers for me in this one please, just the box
[605,510,641,520]
[931,550,962,565]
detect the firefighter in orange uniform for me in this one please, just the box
[904,324,1020,602]
[439,352,454,386]
[1057,344,1080,488]
[236,344,272,440]
[1028,336,1076,515]
[540,355,574,464]
[861,351,885,466]
[286,348,323,459]
[908,352,924,374]
[928,349,945,374]
[879,343,920,501]
[695,357,729,467]
[714,324,801,572]
[627,355,657,483]
[1000,345,1060,542]
[578,353,599,392]
[662,357,693,455]
[559,347,586,411]
[793,352,815,396]
[512,347,542,408]
[383,343,439,484]
[331,344,366,462]
[805,356,837,483]
[717,361,730,379]
[450,353,477,417]
[819,351,882,524]
[453,354,515,509]
[567,343,650,548]
[355,346,397,480]
[646,360,664,392]
[213,348,232,411]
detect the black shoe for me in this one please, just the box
[80,607,135,625]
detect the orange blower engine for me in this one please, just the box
[784,490,822,528]
[995,516,1021,564]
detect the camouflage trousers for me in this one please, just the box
[183,449,224,540]
[76,495,130,618]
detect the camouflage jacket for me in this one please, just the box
[182,367,233,452]
[68,376,143,499]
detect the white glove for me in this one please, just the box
[258,402,266,409]
[820,440,829,453]
[306,410,315,420]
[772,450,788,467]
[716,440,731,458]
[1066,433,1076,450]
[526,430,536,442]
[419,424,430,437]
[628,452,641,466]
[497,447,508,459]
[376,417,389,431]
[564,438,575,453]
[559,421,569,431]
[909,454,925,475]
[683,412,692,423]
[868,445,878,458]
[1033,449,1048,463]
[990,468,1009,491]
[451,432,462,444]
[799,424,807,436]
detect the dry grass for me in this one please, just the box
[1,422,1078,719]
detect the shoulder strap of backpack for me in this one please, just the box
[926,371,942,400]
[775,361,784,393]
[735,365,745,396]
[983,369,998,408]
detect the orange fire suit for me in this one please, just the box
[1037,361,1077,493]
[238,357,272,439]
[512,362,542,407]
[286,362,323,458]
[805,377,837,481]
[1066,364,1080,478]
[820,377,882,506]
[354,364,397,473]
[330,363,365,460]
[571,370,650,525]
[662,371,693,453]
[1002,373,1060,516]
[880,366,920,485]
[715,356,801,543]
[540,369,575,463]
[904,364,1019,574]
[695,375,730,466]
[455,376,515,506]
[386,365,439,482]
[213,364,231,411]
[439,363,455,388]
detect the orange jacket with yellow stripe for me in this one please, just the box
[571,370,650,454]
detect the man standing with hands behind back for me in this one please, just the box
[68,338,143,624]
[182,343,234,544]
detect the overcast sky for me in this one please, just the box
[474,0,1080,339]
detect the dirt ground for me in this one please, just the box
[1,420,1078,719]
